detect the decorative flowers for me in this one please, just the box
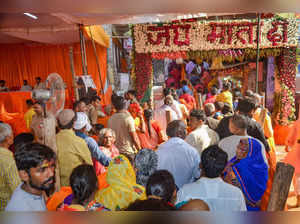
[134,53,153,100]
[276,48,297,124]
[133,18,298,53]
[113,156,124,164]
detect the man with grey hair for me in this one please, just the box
[204,103,219,130]
[0,123,21,210]
[156,120,200,189]
[134,149,158,187]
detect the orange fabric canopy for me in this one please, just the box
[0,40,111,106]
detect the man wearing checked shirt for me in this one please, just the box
[0,123,21,210]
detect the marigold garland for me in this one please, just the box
[151,51,187,60]
[187,48,282,63]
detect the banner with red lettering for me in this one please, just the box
[133,18,298,53]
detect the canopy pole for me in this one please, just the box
[69,46,79,101]
[255,13,261,93]
[79,24,88,75]
[88,26,106,104]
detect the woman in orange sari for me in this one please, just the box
[47,165,109,211]
[284,118,300,208]
[58,164,109,211]
[128,103,156,150]
[144,109,167,146]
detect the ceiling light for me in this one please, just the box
[24,13,38,20]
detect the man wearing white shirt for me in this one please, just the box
[154,95,178,135]
[155,88,182,119]
[156,120,200,189]
[171,99,183,120]
[6,143,56,211]
[218,114,268,165]
[176,145,247,211]
[185,110,219,157]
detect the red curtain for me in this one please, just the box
[0,41,110,104]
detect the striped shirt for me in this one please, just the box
[0,147,21,210]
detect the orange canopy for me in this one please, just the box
[0,40,111,106]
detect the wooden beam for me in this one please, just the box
[88,26,106,104]
[69,46,79,101]
[267,162,295,211]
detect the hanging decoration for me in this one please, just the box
[130,26,137,90]
[209,57,224,70]
[133,18,298,53]
[276,47,297,124]
[132,16,298,126]
[151,51,187,60]
[131,25,153,102]
[134,53,153,100]
[187,48,282,62]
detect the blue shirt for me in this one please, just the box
[177,86,193,97]
[156,137,201,188]
[5,184,46,211]
[75,131,111,166]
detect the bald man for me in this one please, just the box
[179,199,210,211]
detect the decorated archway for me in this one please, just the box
[131,15,298,125]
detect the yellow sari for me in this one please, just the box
[94,155,146,210]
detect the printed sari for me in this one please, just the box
[58,194,110,211]
[95,155,146,210]
[223,138,268,211]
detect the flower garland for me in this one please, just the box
[276,47,297,124]
[133,18,298,53]
[151,51,187,60]
[130,25,137,88]
[131,26,154,103]
[134,53,153,100]
[187,48,282,63]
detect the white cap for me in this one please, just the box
[73,112,92,132]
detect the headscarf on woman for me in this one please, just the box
[95,155,146,210]
[223,138,268,211]
[134,149,158,187]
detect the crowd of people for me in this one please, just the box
[1,76,298,212]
